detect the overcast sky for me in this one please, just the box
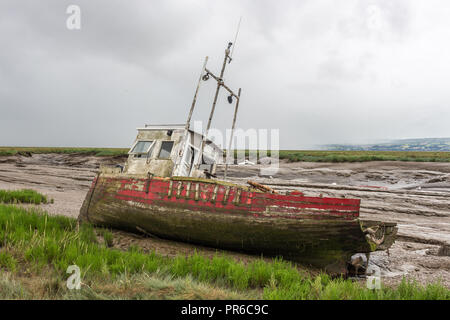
[1,0,449,149]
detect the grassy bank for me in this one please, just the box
[0,189,48,205]
[0,147,128,157]
[1,147,449,162]
[278,150,450,163]
[236,150,450,163]
[0,204,448,300]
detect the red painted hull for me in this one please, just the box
[79,174,397,273]
[88,175,361,219]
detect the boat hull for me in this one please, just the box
[79,173,397,274]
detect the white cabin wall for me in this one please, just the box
[124,127,223,178]
[124,129,184,177]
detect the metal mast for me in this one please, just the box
[175,40,242,178]
[194,42,241,175]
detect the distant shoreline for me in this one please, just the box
[322,137,450,152]
[1,147,449,163]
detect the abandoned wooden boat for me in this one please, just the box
[78,43,397,274]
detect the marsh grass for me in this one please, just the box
[0,204,448,300]
[230,150,450,163]
[0,150,17,156]
[0,147,128,157]
[1,146,449,162]
[0,189,48,204]
[0,273,31,299]
[278,150,450,163]
[101,229,114,248]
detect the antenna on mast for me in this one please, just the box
[174,21,244,178]
[229,16,242,63]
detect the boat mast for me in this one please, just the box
[194,42,241,173]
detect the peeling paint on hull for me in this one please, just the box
[79,174,397,274]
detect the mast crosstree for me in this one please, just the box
[177,41,242,179]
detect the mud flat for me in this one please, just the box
[0,153,449,288]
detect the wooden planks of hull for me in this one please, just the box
[79,174,397,274]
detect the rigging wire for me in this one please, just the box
[229,16,242,61]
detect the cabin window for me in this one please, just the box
[158,141,174,159]
[130,140,154,156]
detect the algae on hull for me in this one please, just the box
[79,174,397,274]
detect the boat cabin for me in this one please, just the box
[102,43,242,180]
[122,124,223,178]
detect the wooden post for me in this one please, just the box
[185,56,209,131]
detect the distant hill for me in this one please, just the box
[323,138,450,152]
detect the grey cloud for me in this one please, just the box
[0,0,449,149]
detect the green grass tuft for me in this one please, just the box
[101,229,114,248]
[0,189,48,204]
[0,251,18,272]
